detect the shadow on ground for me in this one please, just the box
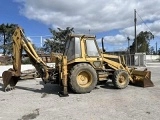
[0,82,4,91]
[0,80,118,94]
[0,80,63,96]
[1,79,142,95]
[98,81,116,90]
[16,81,62,96]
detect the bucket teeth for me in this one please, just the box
[4,85,15,92]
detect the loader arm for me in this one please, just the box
[102,54,133,81]
[102,53,154,87]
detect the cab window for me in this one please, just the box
[86,39,99,56]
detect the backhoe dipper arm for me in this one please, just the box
[13,27,50,80]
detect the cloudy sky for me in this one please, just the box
[1,0,160,51]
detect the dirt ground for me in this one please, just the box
[0,67,160,120]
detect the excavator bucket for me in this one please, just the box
[2,70,19,91]
[130,69,154,87]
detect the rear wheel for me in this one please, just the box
[112,70,129,89]
[69,63,97,93]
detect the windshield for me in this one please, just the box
[86,39,99,56]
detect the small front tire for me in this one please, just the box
[112,70,129,89]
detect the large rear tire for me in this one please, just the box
[69,63,97,93]
[112,70,129,89]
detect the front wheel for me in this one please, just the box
[112,70,129,89]
[69,63,97,93]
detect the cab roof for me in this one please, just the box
[70,34,96,38]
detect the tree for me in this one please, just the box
[130,31,154,54]
[0,23,18,55]
[43,27,74,53]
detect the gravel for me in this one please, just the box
[0,67,160,120]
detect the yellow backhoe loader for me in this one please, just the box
[2,26,154,96]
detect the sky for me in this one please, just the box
[0,0,160,51]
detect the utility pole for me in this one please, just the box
[134,9,137,53]
[127,37,130,54]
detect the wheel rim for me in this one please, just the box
[118,74,126,85]
[77,71,92,87]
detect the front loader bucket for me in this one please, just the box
[2,70,19,91]
[130,69,154,87]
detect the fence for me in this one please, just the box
[124,53,147,67]
[27,35,52,47]
[107,51,147,67]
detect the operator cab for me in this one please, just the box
[64,34,100,61]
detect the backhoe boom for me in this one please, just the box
[2,27,53,91]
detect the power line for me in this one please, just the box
[136,11,152,32]
[136,10,160,52]
[136,11,160,41]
